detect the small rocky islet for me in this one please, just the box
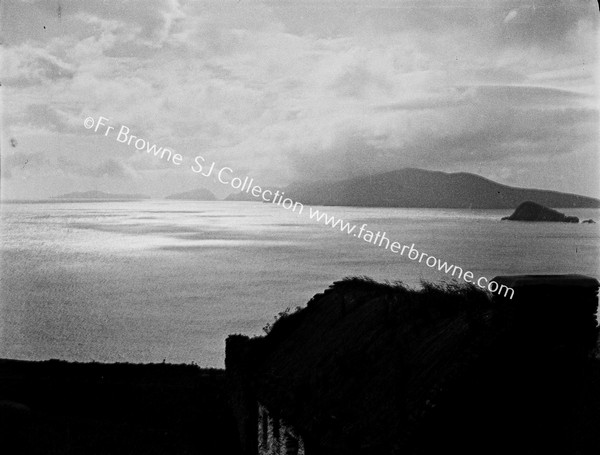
[502,201,594,223]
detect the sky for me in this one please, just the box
[1,0,599,199]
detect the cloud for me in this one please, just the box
[57,157,136,179]
[3,0,184,46]
[1,0,598,198]
[1,151,49,179]
[504,9,519,23]
[466,85,594,108]
[24,104,74,131]
[280,83,598,182]
[2,44,75,87]
[88,159,136,179]
[495,0,596,50]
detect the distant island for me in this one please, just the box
[234,168,599,209]
[224,191,258,202]
[53,190,149,200]
[224,186,284,202]
[165,188,217,201]
[502,201,579,223]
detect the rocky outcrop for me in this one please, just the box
[502,201,579,222]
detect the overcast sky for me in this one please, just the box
[1,0,598,199]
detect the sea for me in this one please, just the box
[1,200,599,367]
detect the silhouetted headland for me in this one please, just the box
[227,275,600,455]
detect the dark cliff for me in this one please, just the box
[227,275,600,455]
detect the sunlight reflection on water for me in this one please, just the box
[1,200,599,367]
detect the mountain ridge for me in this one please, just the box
[279,168,600,209]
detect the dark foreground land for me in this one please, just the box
[2,340,600,455]
[0,359,240,455]
[2,276,600,455]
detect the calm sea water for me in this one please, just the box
[1,200,599,367]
